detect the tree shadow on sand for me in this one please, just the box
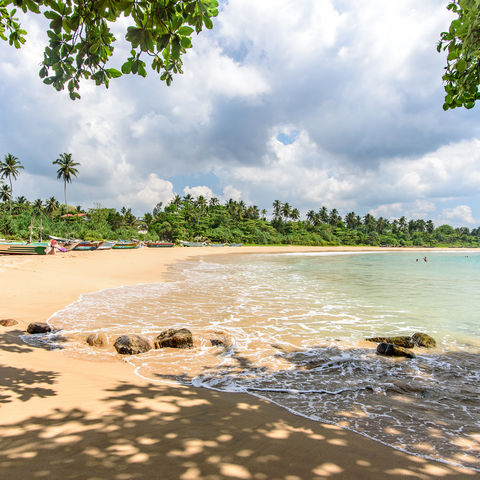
[0,380,476,480]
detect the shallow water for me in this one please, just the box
[27,251,480,470]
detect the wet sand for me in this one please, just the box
[0,246,477,479]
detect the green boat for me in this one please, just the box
[0,242,48,255]
[112,241,142,249]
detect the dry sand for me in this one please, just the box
[0,246,477,479]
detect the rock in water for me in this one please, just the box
[0,319,18,327]
[412,332,436,348]
[154,328,193,349]
[376,342,416,359]
[86,332,107,347]
[113,335,152,355]
[365,336,414,348]
[27,322,52,334]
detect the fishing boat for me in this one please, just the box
[209,243,226,247]
[145,241,174,248]
[48,236,81,252]
[180,240,206,247]
[228,243,243,247]
[0,241,48,255]
[112,240,142,249]
[96,241,116,250]
[74,241,104,251]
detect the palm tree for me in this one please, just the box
[0,154,24,214]
[45,196,59,215]
[53,153,80,213]
[272,200,282,220]
[290,208,300,221]
[0,184,11,209]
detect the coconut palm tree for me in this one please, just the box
[0,184,11,209]
[45,196,59,215]
[53,153,80,213]
[0,154,24,215]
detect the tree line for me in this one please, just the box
[0,156,478,247]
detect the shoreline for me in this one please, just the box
[0,246,477,479]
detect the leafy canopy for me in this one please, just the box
[438,0,480,110]
[0,0,219,99]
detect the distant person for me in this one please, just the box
[423,257,427,262]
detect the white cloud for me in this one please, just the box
[440,205,477,226]
[183,185,216,200]
[118,174,174,212]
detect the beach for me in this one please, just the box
[0,246,477,479]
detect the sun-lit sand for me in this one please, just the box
[0,246,477,479]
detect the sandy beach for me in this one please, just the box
[0,246,477,479]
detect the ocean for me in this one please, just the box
[30,251,480,470]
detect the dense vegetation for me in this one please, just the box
[1,194,479,247]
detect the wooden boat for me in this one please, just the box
[145,242,174,248]
[180,240,205,247]
[74,241,104,251]
[0,241,48,255]
[209,243,226,247]
[112,240,142,249]
[49,236,81,252]
[228,243,243,247]
[96,241,116,250]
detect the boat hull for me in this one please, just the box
[0,242,48,255]
[146,242,174,248]
[112,241,142,249]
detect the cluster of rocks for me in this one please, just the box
[366,332,436,359]
[23,322,230,356]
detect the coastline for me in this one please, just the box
[0,246,477,479]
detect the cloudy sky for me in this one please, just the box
[1,0,480,226]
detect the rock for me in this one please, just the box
[154,328,193,349]
[412,332,436,348]
[365,336,414,348]
[376,342,416,359]
[210,339,226,347]
[27,322,52,334]
[0,319,18,327]
[86,332,107,347]
[113,335,152,355]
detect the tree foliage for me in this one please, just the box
[438,0,480,109]
[0,0,218,99]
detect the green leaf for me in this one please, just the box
[456,58,467,72]
[106,68,122,78]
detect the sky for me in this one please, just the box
[1,0,480,227]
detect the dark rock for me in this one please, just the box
[86,332,107,347]
[210,339,226,347]
[366,336,414,348]
[412,332,436,348]
[0,319,18,327]
[376,342,416,359]
[154,328,193,349]
[27,322,52,334]
[113,335,152,355]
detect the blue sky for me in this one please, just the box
[1,0,480,227]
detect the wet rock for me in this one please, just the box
[27,322,52,334]
[154,328,193,349]
[412,332,436,348]
[210,338,226,347]
[376,342,416,359]
[86,332,107,347]
[0,319,18,327]
[113,335,152,355]
[366,336,414,348]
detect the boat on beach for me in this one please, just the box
[96,241,116,250]
[0,241,48,255]
[180,240,206,247]
[145,242,175,248]
[74,241,104,251]
[112,240,142,249]
[228,243,243,247]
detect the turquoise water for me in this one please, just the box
[37,251,480,470]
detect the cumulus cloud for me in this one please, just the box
[439,205,477,226]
